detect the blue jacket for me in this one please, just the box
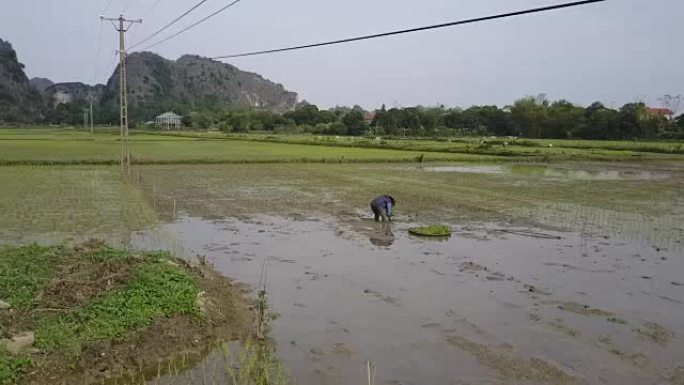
[371,196,394,216]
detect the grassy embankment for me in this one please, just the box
[0,242,282,385]
[0,161,682,248]
[152,130,684,160]
[134,162,683,246]
[1,127,684,165]
[0,128,494,165]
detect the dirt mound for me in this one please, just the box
[1,242,251,385]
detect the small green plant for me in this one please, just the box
[607,317,628,325]
[408,225,452,237]
[0,348,31,385]
[255,289,268,341]
[36,261,199,355]
[0,244,58,308]
[223,339,290,385]
[196,254,208,266]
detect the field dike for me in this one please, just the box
[0,241,253,385]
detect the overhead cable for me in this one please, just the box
[130,0,210,49]
[212,0,606,59]
[141,0,243,51]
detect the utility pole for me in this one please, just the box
[83,109,88,131]
[90,99,94,135]
[87,94,94,135]
[101,14,142,175]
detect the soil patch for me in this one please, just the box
[554,301,614,317]
[671,367,684,385]
[0,242,251,385]
[633,322,675,346]
[445,333,575,384]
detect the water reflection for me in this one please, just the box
[369,224,395,246]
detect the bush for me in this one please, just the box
[312,123,328,134]
[219,121,233,132]
[324,122,347,135]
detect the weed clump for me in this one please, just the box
[0,347,30,385]
[0,242,250,385]
[408,225,452,237]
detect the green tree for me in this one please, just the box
[400,107,423,136]
[618,103,649,139]
[576,106,619,139]
[509,95,549,138]
[189,111,211,129]
[342,110,367,136]
[324,122,347,135]
[443,108,465,130]
[318,110,338,124]
[546,100,584,138]
[419,106,445,135]
[48,102,87,125]
[370,104,387,135]
[284,104,324,126]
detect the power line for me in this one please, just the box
[141,0,243,51]
[129,0,210,49]
[102,0,114,14]
[92,19,105,85]
[121,0,135,13]
[132,0,163,47]
[127,22,142,46]
[145,0,164,17]
[104,50,119,84]
[213,0,606,59]
[139,0,164,21]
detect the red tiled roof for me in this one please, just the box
[363,112,376,121]
[647,108,673,115]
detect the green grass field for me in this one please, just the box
[216,132,684,158]
[1,127,683,384]
[1,127,683,165]
[0,166,154,242]
[0,127,682,247]
[0,128,496,164]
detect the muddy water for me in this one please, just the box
[133,215,684,385]
[422,164,669,181]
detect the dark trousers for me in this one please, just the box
[371,203,389,222]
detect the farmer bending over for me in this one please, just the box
[370,195,396,222]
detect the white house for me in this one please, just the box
[155,112,183,130]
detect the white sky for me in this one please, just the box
[1,0,682,109]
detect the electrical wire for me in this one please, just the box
[102,0,114,14]
[92,20,105,85]
[129,0,210,49]
[140,0,242,51]
[145,0,164,17]
[103,49,119,84]
[212,0,606,59]
[121,0,135,14]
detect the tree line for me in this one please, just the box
[179,95,683,140]
[19,94,684,140]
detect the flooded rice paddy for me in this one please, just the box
[132,213,683,385]
[2,161,683,384]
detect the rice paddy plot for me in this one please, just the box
[0,166,155,243]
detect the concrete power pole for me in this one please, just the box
[101,14,142,174]
[87,94,94,135]
[90,99,94,135]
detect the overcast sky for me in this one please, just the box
[1,0,681,109]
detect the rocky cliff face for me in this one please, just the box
[0,39,299,124]
[29,77,54,92]
[0,39,44,122]
[43,82,105,107]
[102,52,298,120]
